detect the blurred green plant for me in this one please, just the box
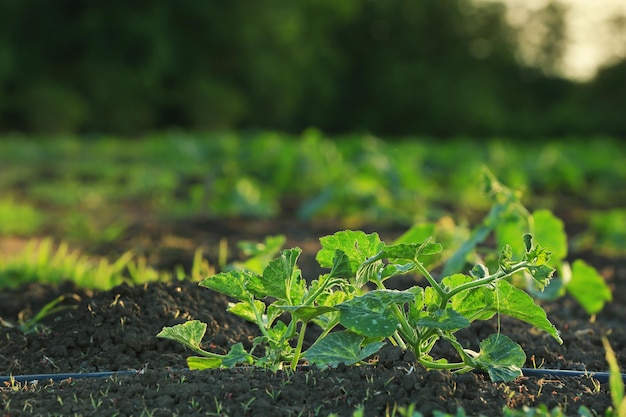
[0,198,46,236]
[0,238,213,290]
[602,336,626,417]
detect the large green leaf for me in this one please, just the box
[305,331,384,368]
[250,248,305,303]
[316,231,384,276]
[157,320,207,352]
[336,290,414,338]
[567,260,612,314]
[199,270,256,301]
[491,280,562,344]
[473,334,526,382]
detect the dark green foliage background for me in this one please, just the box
[0,0,624,137]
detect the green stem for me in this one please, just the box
[249,298,271,340]
[192,347,227,359]
[291,321,307,371]
[418,357,468,370]
[444,261,530,302]
[392,331,407,350]
[390,304,416,347]
[413,261,446,299]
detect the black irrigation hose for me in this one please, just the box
[0,370,141,383]
[519,368,624,384]
[1,367,624,384]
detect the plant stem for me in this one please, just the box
[291,321,307,371]
[417,357,468,370]
[413,260,446,299]
[443,261,530,302]
[249,298,271,340]
[390,304,415,347]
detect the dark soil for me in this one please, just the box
[1,217,624,416]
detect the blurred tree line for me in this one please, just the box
[0,0,624,138]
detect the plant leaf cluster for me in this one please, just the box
[159,229,563,382]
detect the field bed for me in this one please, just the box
[1,217,624,417]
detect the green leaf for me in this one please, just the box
[305,331,384,368]
[527,264,556,289]
[380,262,417,281]
[532,210,568,262]
[380,240,442,260]
[251,248,305,302]
[277,305,337,323]
[336,290,414,338]
[222,343,254,368]
[523,233,533,253]
[227,300,265,323]
[470,264,489,279]
[187,356,222,370]
[199,270,257,301]
[416,308,470,331]
[329,249,352,278]
[498,244,514,272]
[447,274,495,322]
[473,334,526,382]
[316,231,384,276]
[407,287,425,326]
[491,280,562,344]
[157,320,207,352]
[567,260,612,315]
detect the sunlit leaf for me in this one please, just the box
[199,270,256,301]
[250,248,305,302]
[227,300,266,323]
[567,260,612,315]
[316,231,383,276]
[157,320,207,352]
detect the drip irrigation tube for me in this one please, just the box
[1,367,624,384]
[520,368,622,384]
[0,370,140,383]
